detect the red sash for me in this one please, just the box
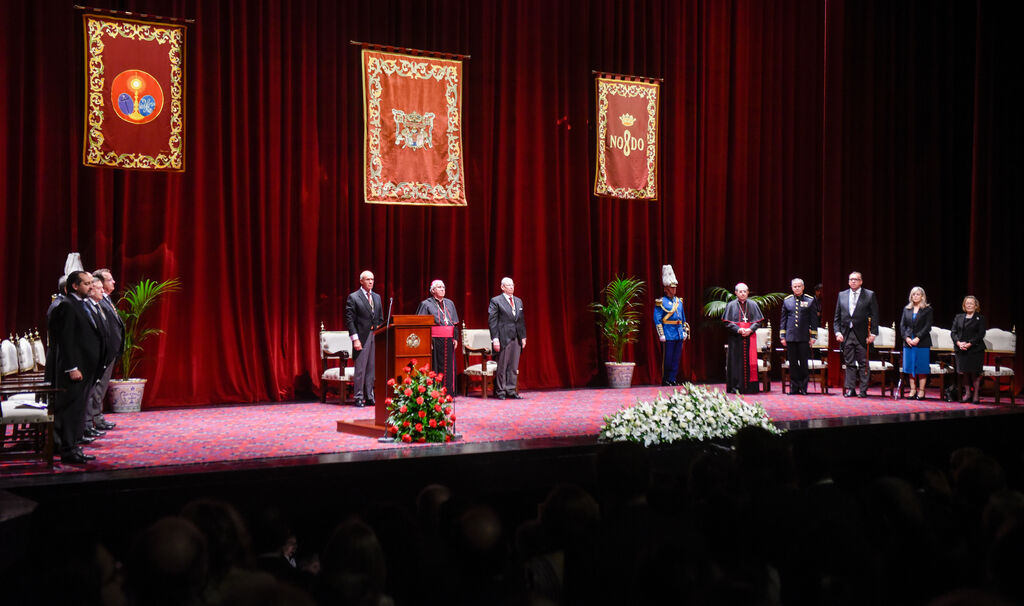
[736,321,758,382]
[431,325,455,338]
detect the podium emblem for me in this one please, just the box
[406,333,421,348]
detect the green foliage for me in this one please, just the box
[116,277,182,379]
[589,276,646,363]
[384,360,456,443]
[703,286,786,319]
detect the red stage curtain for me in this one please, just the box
[0,0,1019,407]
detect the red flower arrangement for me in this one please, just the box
[384,359,456,443]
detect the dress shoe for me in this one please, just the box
[844,390,855,398]
[84,427,106,438]
[96,420,117,430]
[509,394,523,399]
[858,391,868,398]
[496,394,506,400]
[79,435,97,445]
[915,394,924,401]
[61,448,96,464]
[353,400,367,408]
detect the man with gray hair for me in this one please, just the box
[345,270,384,407]
[779,278,819,395]
[488,277,526,400]
[416,279,460,396]
[722,282,764,394]
[85,268,123,431]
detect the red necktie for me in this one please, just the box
[366,291,373,311]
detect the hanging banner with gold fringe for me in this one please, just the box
[362,48,466,206]
[594,76,659,200]
[82,11,187,172]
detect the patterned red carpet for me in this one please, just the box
[1,384,1010,477]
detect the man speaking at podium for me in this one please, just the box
[346,270,384,407]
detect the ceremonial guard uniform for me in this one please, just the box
[779,292,819,394]
[653,265,689,385]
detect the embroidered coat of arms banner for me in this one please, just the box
[362,49,466,206]
[82,13,186,172]
[593,77,659,200]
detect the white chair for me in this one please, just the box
[31,329,46,371]
[755,322,773,392]
[865,323,898,396]
[320,324,354,403]
[17,334,35,373]
[461,324,497,398]
[0,339,18,379]
[982,328,1016,404]
[0,395,55,467]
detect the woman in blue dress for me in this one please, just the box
[900,286,933,400]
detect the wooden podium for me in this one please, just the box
[337,314,434,437]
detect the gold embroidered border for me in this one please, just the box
[594,78,659,200]
[363,50,466,206]
[83,15,186,171]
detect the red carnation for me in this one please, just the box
[439,420,446,428]
[402,434,412,443]
[428,419,437,428]
[418,410,427,418]
[416,396,424,405]
[410,359,418,366]
[450,414,457,421]
[402,420,411,428]
[420,366,429,373]
[387,378,396,386]
[418,437,427,443]
[434,404,443,412]
[403,377,412,385]
[445,395,453,403]
[440,386,447,394]
[418,385,426,393]
[425,378,433,386]
[404,388,413,396]
[445,435,452,442]
[415,423,423,432]
[429,371,437,378]
[385,398,393,405]
[399,405,408,413]
[438,373,444,381]
[445,407,452,415]
[388,426,398,435]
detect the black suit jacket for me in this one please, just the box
[899,306,933,347]
[101,294,126,358]
[51,296,105,387]
[488,294,526,345]
[345,289,384,343]
[833,288,880,342]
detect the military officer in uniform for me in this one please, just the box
[779,278,819,395]
[653,265,689,386]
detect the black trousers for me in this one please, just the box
[787,341,811,393]
[53,375,93,454]
[842,332,869,392]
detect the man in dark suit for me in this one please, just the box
[488,277,526,400]
[779,278,819,395]
[345,270,384,407]
[83,269,123,436]
[50,270,105,464]
[91,268,122,430]
[833,271,879,397]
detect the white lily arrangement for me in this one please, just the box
[599,383,782,446]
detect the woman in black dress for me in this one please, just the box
[951,296,986,403]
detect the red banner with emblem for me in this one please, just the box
[82,12,186,172]
[362,49,466,206]
[594,77,659,200]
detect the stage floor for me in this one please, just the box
[0,383,1016,484]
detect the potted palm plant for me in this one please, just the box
[107,277,182,412]
[703,286,786,320]
[590,275,645,388]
